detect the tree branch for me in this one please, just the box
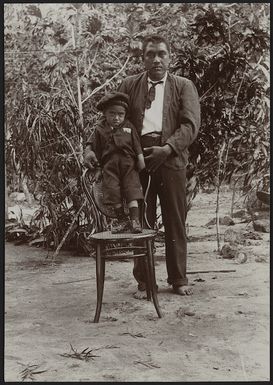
[232,65,247,114]
[221,138,231,184]
[51,198,87,260]
[83,44,99,78]
[111,52,122,67]
[66,76,78,107]
[200,80,218,101]
[60,74,78,108]
[48,116,81,171]
[216,140,226,252]
[82,55,130,105]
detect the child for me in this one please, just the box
[85,92,145,233]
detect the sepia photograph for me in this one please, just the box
[4,2,270,382]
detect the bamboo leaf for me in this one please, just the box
[29,237,46,246]
[7,228,28,234]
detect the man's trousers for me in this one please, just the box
[133,165,188,288]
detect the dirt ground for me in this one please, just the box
[5,190,270,382]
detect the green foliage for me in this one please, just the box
[5,3,270,251]
[171,3,269,189]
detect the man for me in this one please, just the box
[85,34,200,297]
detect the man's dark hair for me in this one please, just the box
[142,35,171,55]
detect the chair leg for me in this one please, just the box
[146,240,162,318]
[94,243,105,323]
[143,257,151,301]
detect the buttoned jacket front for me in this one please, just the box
[87,118,142,165]
[118,71,201,170]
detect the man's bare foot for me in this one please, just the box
[133,283,158,299]
[133,289,147,299]
[173,285,193,296]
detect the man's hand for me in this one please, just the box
[143,144,173,173]
[83,147,99,170]
[137,153,146,171]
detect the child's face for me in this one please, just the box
[104,105,126,129]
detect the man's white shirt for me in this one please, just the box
[142,72,168,136]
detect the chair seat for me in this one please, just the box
[90,229,156,242]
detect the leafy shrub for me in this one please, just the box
[5,3,269,251]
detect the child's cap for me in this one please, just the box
[97,92,129,112]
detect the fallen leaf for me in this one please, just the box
[134,360,160,369]
[120,332,145,338]
[255,256,267,263]
[184,310,195,316]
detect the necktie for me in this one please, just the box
[145,80,164,109]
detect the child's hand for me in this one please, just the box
[84,147,100,170]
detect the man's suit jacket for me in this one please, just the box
[118,71,201,170]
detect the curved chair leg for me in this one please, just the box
[146,240,162,318]
[94,243,105,323]
[143,257,151,301]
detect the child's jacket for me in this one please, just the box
[87,118,142,165]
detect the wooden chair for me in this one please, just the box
[81,168,162,323]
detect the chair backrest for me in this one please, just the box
[81,169,106,232]
[81,168,151,232]
[91,178,117,219]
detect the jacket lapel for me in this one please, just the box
[129,72,148,135]
[161,73,172,141]
[163,74,172,122]
[138,71,148,111]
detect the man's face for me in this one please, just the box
[104,105,126,129]
[143,42,170,81]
